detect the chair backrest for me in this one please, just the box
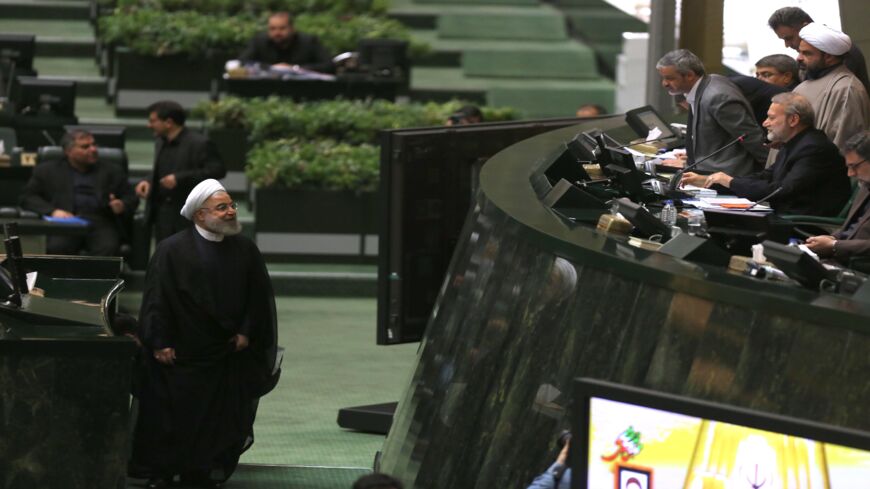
[37,145,129,175]
[0,126,16,152]
[839,179,860,219]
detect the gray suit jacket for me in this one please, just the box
[689,75,768,176]
[833,184,870,261]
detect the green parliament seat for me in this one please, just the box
[780,179,859,231]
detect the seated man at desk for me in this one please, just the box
[19,130,137,256]
[238,11,334,73]
[681,92,850,216]
[806,130,870,263]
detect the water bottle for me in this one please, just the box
[660,200,677,227]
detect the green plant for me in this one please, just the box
[99,9,424,58]
[194,97,521,144]
[115,0,388,15]
[246,139,380,191]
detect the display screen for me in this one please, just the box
[584,397,870,489]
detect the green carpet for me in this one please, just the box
[242,297,418,468]
[462,44,598,79]
[438,10,567,40]
[0,18,93,40]
[564,7,647,43]
[33,56,101,78]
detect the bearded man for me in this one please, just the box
[130,179,279,489]
[681,92,850,216]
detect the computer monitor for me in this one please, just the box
[0,34,36,97]
[358,38,409,78]
[625,105,678,141]
[615,198,671,240]
[0,35,35,71]
[571,378,870,489]
[13,77,76,117]
[762,240,833,290]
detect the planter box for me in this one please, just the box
[110,47,223,116]
[254,187,378,262]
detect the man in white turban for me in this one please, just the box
[793,23,870,152]
[131,179,279,489]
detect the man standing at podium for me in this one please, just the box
[656,49,768,176]
[131,180,278,489]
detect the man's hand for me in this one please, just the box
[702,172,733,189]
[680,172,706,187]
[661,156,686,168]
[556,440,570,465]
[108,193,125,215]
[159,174,177,190]
[230,334,249,352]
[154,347,176,365]
[135,180,150,199]
[51,209,74,218]
[805,235,836,257]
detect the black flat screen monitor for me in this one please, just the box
[625,105,678,141]
[571,378,870,489]
[14,77,76,117]
[358,38,409,78]
[761,239,832,290]
[0,34,35,72]
[615,197,671,240]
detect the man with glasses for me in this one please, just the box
[806,131,870,263]
[131,179,278,489]
[19,129,137,256]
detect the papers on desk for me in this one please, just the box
[43,215,90,225]
[679,184,717,198]
[685,197,772,212]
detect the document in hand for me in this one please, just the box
[43,215,90,225]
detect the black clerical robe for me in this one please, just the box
[131,228,278,481]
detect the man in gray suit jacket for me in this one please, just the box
[807,130,870,263]
[20,130,137,256]
[656,49,769,176]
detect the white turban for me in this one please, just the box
[180,179,226,220]
[800,23,852,56]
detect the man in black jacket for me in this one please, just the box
[135,100,225,243]
[238,11,334,73]
[681,92,850,216]
[20,130,137,255]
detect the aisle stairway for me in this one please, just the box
[391,0,620,118]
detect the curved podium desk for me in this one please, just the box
[378,117,870,488]
[0,255,136,489]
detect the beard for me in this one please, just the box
[202,213,242,236]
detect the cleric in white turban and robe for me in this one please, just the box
[130,179,280,489]
[794,22,870,151]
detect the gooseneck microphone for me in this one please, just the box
[743,186,783,211]
[667,133,747,192]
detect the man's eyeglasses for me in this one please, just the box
[846,159,869,170]
[200,202,238,213]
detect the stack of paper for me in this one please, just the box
[680,184,717,197]
[688,197,772,212]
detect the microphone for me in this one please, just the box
[42,130,57,146]
[667,133,747,192]
[743,186,783,211]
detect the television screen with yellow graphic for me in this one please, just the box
[585,397,870,489]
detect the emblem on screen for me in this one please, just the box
[601,426,644,462]
[617,467,652,489]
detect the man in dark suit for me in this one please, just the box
[20,130,137,256]
[807,130,870,263]
[238,11,334,73]
[135,100,225,243]
[681,92,850,216]
[656,49,768,176]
